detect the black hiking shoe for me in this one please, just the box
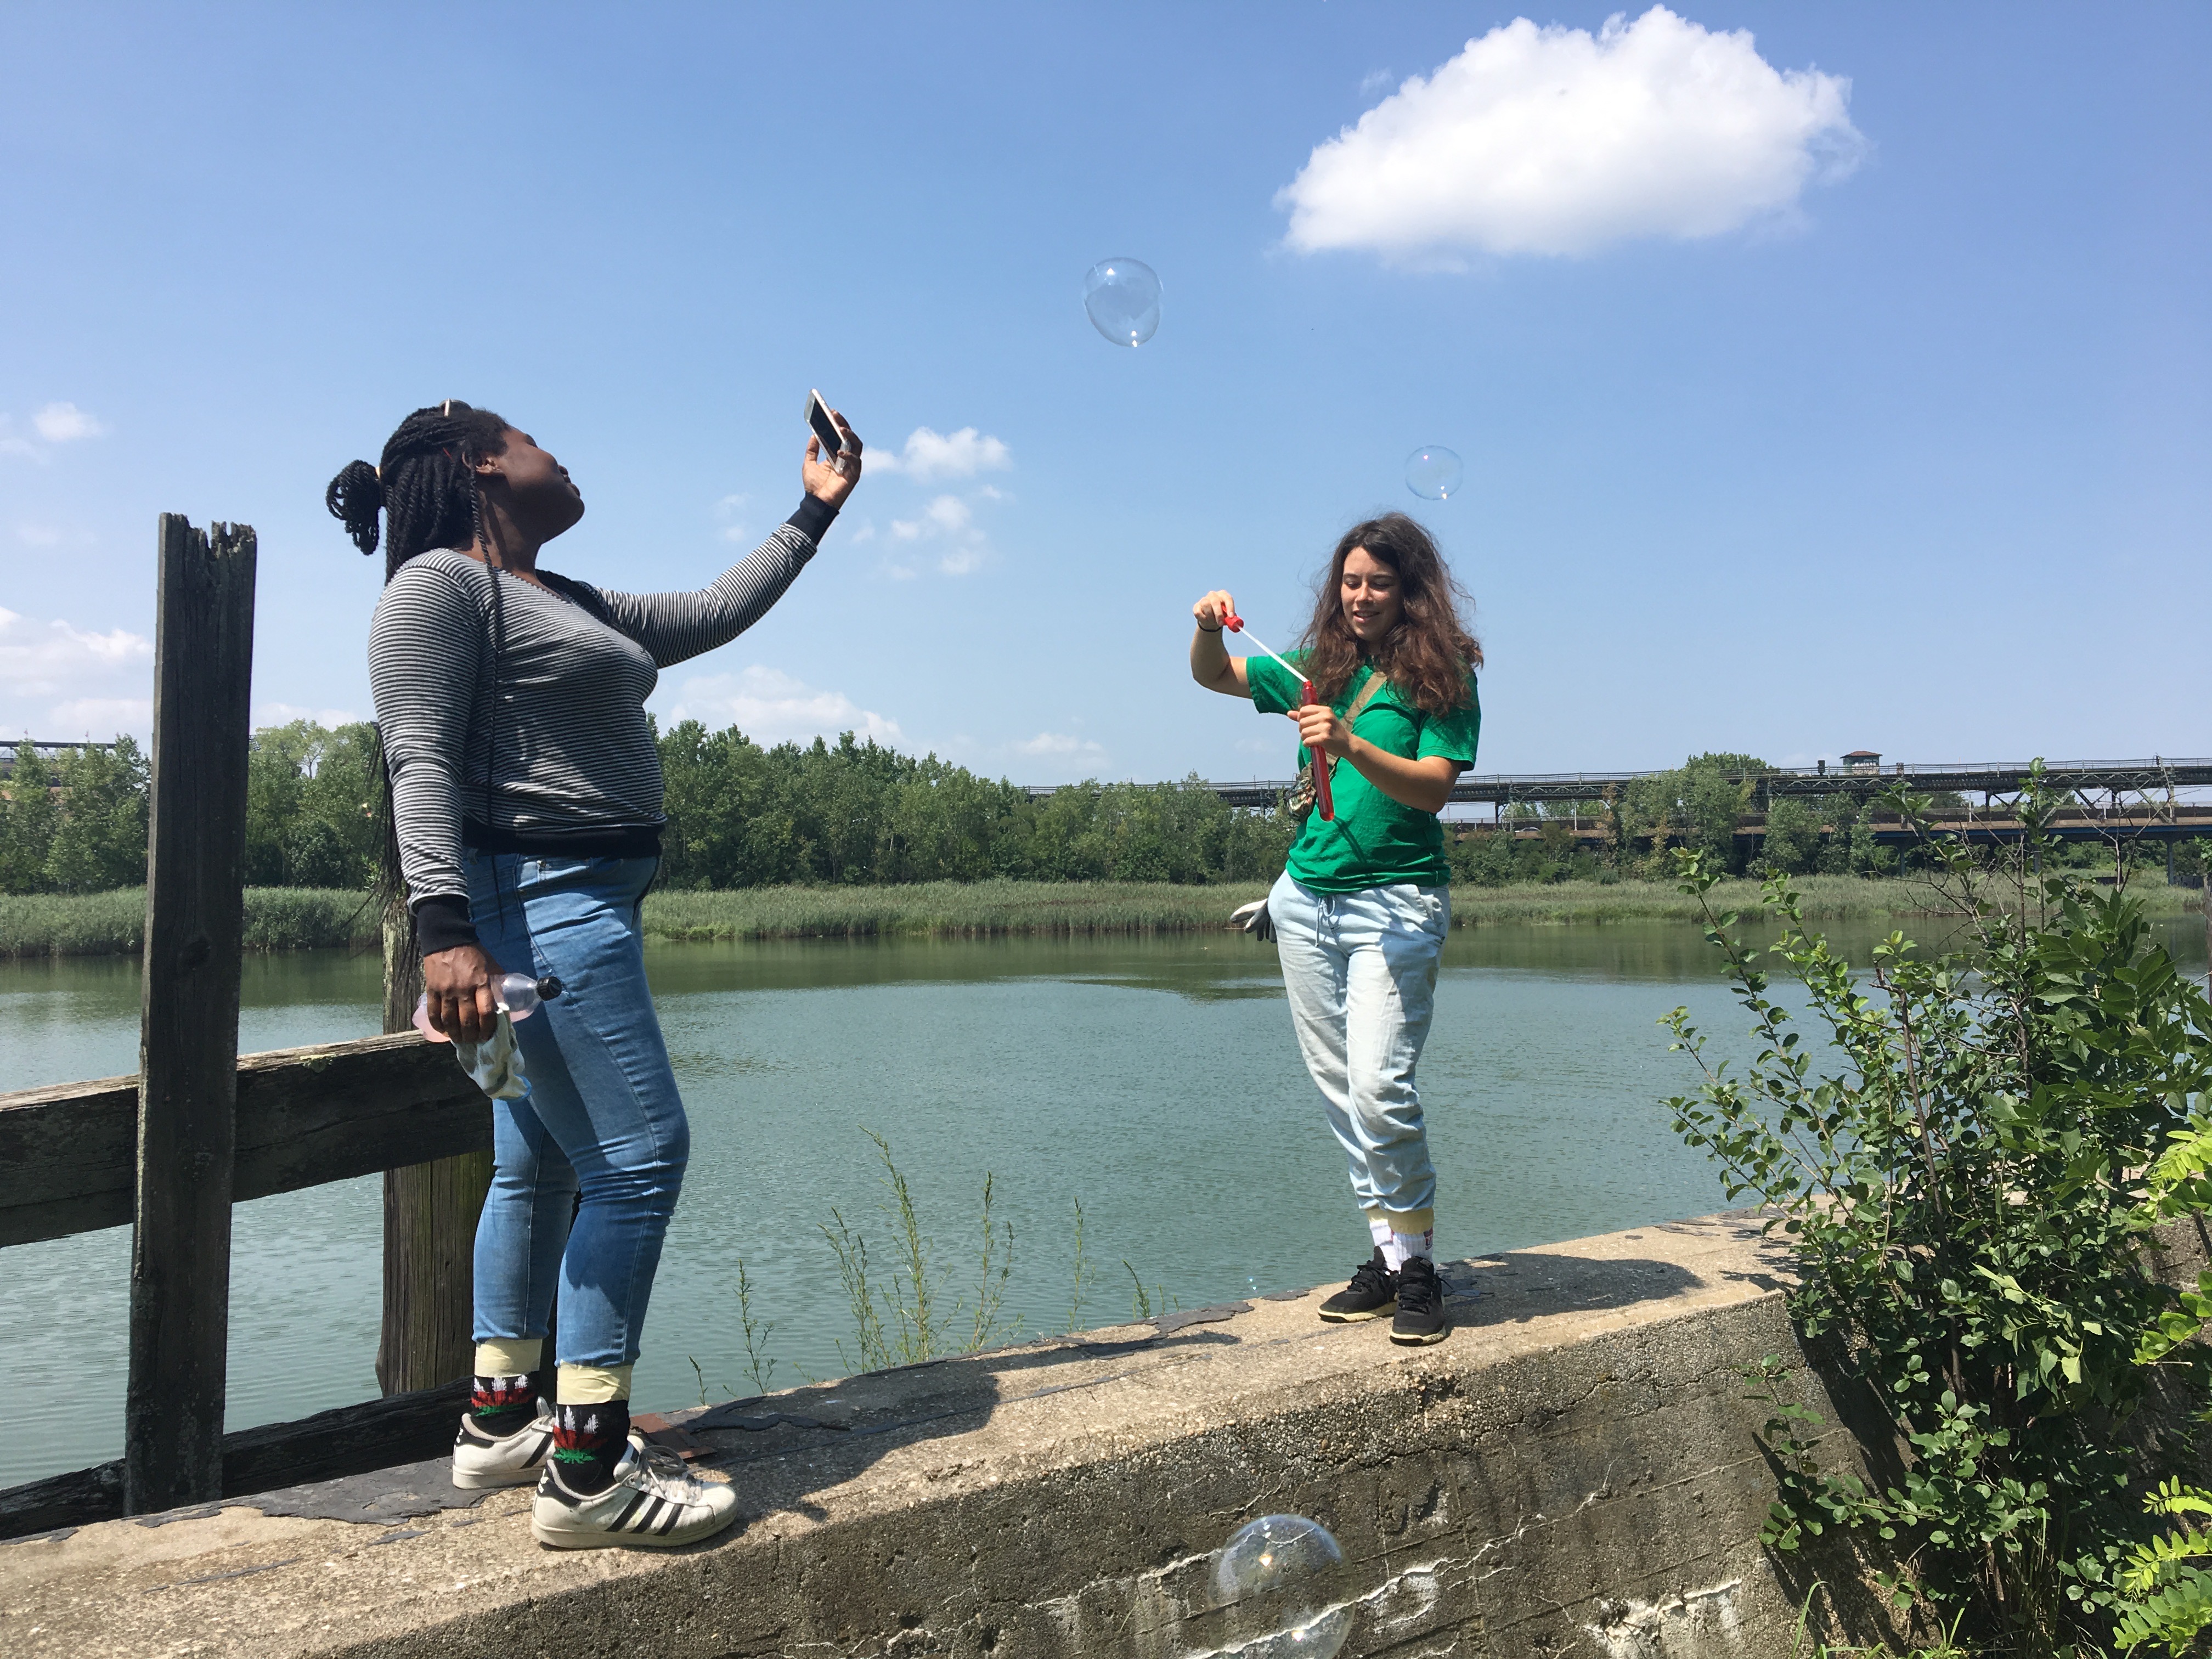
[1390,1255,1448,1346]
[1318,1248,1399,1323]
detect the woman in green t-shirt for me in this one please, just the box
[1190,512,1481,1345]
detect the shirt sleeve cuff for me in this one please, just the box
[413,894,481,957]
[785,494,839,544]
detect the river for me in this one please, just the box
[4,916,2202,1489]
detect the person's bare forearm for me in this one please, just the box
[1190,624,1237,691]
[1342,741,1460,814]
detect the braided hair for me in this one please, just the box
[326,400,512,581]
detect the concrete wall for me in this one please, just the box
[1,1214,1895,1658]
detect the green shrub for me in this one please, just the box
[1663,771,2212,1653]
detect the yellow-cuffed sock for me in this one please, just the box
[556,1363,635,1404]
[475,1338,542,1378]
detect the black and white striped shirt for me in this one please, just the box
[369,501,830,950]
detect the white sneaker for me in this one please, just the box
[450,1395,556,1489]
[532,1433,741,1549]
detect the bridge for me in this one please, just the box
[1021,757,2212,814]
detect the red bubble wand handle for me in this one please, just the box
[1222,608,1334,822]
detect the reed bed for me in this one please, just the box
[0,888,375,959]
[1,876,2194,958]
[640,879,1275,940]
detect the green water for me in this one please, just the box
[3,917,2203,1491]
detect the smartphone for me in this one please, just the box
[805,389,844,456]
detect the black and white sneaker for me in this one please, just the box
[451,1396,556,1489]
[1318,1248,1400,1323]
[532,1433,741,1550]
[1391,1255,1449,1346]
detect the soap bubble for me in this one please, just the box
[1404,445,1464,501]
[1084,257,1161,347]
[1212,1514,1353,1657]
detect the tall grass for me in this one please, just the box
[1,874,2196,958]
[820,1128,1020,1373]
[640,879,1273,940]
[0,886,375,958]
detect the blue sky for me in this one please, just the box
[2,2,2205,783]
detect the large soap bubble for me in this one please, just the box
[1404,445,1464,501]
[1211,1514,1353,1657]
[1084,257,1161,347]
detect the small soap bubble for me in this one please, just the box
[1213,1514,1353,1657]
[1404,445,1464,501]
[1084,258,1161,347]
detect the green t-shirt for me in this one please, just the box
[1246,652,1480,894]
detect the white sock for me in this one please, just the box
[1366,1214,1393,1254]
[1387,1228,1434,1269]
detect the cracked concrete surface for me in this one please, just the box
[0,1212,1864,1657]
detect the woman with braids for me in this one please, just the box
[327,398,861,1549]
[1189,514,1481,1347]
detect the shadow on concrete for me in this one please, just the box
[1447,1250,1707,1328]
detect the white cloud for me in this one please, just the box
[1277,6,1865,262]
[1012,731,1107,761]
[0,607,153,737]
[1359,68,1394,97]
[254,702,363,730]
[660,665,904,747]
[887,492,997,576]
[870,426,1012,482]
[1,402,109,462]
[33,402,105,442]
[44,697,152,737]
[0,607,151,696]
[711,492,753,544]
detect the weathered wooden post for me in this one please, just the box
[370,732,493,1395]
[125,517,256,1514]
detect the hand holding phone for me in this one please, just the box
[802,391,864,507]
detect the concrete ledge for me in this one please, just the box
[2,1212,1875,1658]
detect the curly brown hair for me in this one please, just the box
[1295,512,1481,712]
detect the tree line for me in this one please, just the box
[3,730,2188,895]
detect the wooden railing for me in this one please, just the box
[0,1036,484,1249]
[0,1036,492,1538]
[0,516,498,1542]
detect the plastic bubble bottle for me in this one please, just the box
[413,974,563,1043]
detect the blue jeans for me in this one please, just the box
[463,851,689,1373]
[1269,872,1449,1234]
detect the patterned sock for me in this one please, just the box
[551,1400,630,1495]
[1389,1228,1435,1269]
[470,1372,539,1437]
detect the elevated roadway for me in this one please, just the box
[1044,757,2212,811]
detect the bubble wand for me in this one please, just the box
[1221,608,1334,822]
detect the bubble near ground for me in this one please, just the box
[1404,445,1464,501]
[1084,257,1161,347]
[1210,1514,1353,1657]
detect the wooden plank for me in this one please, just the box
[127,516,259,1513]
[0,1379,469,1541]
[0,1034,490,1248]
[378,1152,495,1392]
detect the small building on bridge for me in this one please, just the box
[1842,749,1882,775]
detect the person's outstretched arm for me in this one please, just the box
[591,414,864,668]
[1190,588,1251,697]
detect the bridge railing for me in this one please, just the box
[1023,759,2212,810]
